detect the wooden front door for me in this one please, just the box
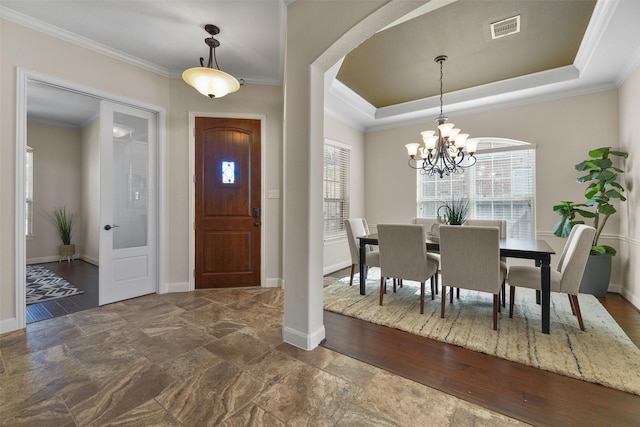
[195,117,261,288]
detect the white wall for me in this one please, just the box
[364,89,625,289]
[619,64,640,308]
[25,123,83,262]
[323,114,366,275]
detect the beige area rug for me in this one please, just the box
[324,268,640,396]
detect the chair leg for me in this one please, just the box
[393,278,397,293]
[379,277,385,306]
[493,294,499,330]
[568,294,576,315]
[430,276,435,300]
[570,294,586,331]
[456,287,460,299]
[434,272,439,294]
[509,286,515,318]
[349,264,355,286]
[501,281,506,307]
[398,279,403,288]
[450,286,454,303]
[441,285,446,318]
[420,281,425,314]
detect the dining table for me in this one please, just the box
[357,233,556,334]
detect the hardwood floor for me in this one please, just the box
[322,268,640,427]
[26,260,98,324]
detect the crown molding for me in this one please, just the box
[1,6,171,78]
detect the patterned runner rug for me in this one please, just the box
[26,265,84,305]
[324,267,640,396]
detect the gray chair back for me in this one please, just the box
[439,225,502,294]
[465,219,507,239]
[378,224,432,282]
[345,218,369,265]
[556,224,596,294]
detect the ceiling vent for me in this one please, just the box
[490,15,520,39]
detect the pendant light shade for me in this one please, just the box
[182,67,241,98]
[182,24,243,99]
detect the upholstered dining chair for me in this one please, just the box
[508,224,596,331]
[377,224,438,314]
[412,218,441,294]
[345,218,380,286]
[439,225,505,330]
[465,219,508,306]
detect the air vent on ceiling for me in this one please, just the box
[490,15,520,39]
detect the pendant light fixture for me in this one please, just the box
[182,24,243,99]
[405,55,477,178]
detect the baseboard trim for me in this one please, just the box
[166,282,190,293]
[265,278,282,288]
[0,317,18,334]
[324,261,351,276]
[27,255,66,264]
[79,255,99,266]
[282,324,326,351]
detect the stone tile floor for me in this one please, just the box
[0,287,528,426]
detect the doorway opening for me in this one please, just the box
[15,69,166,330]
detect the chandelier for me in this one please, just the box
[182,24,244,99]
[405,55,477,178]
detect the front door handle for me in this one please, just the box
[104,224,120,231]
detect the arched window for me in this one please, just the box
[416,138,536,239]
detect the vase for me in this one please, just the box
[59,244,75,263]
[579,254,611,297]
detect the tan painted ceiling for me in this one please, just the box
[337,0,596,108]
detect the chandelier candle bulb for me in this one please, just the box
[405,143,420,157]
[455,133,469,148]
[466,139,479,154]
[438,122,455,137]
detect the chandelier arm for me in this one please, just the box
[206,43,214,68]
[213,44,221,70]
[407,157,422,170]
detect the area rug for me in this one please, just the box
[26,265,83,305]
[324,268,640,396]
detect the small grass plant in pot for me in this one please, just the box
[45,206,79,262]
[437,197,470,225]
[552,147,628,296]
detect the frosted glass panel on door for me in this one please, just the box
[112,111,148,250]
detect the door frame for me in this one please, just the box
[14,68,166,330]
[188,112,266,291]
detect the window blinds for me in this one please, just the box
[418,147,536,239]
[323,142,350,239]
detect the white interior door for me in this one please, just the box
[99,100,157,305]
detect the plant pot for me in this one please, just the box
[579,254,611,297]
[59,244,75,262]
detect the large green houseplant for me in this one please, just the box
[45,206,79,261]
[552,147,628,295]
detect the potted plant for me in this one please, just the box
[437,197,470,225]
[552,146,628,296]
[45,206,79,262]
